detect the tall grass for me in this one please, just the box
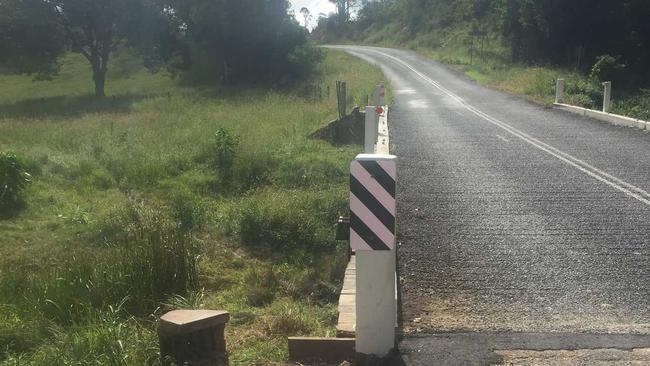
[0,49,384,364]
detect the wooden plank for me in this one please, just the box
[288,337,355,362]
[337,255,356,338]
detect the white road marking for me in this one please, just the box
[496,134,510,143]
[362,48,650,207]
[396,89,416,95]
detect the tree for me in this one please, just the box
[167,0,318,84]
[0,0,166,97]
[329,0,358,23]
[300,7,311,29]
[0,0,65,79]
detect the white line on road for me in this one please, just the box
[362,48,650,207]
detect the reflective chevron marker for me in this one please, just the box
[350,154,397,251]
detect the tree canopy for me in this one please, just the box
[0,0,318,96]
[0,0,65,79]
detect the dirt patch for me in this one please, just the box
[311,107,365,146]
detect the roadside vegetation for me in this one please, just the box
[314,0,650,121]
[0,49,384,364]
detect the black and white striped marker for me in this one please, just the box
[350,154,396,251]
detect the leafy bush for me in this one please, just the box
[565,93,597,109]
[287,45,324,81]
[612,89,650,121]
[590,54,626,83]
[196,127,241,187]
[565,79,602,108]
[0,152,32,215]
[213,128,238,175]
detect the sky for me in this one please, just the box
[290,0,336,29]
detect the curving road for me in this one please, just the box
[329,45,650,364]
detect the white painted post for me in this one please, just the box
[555,79,565,104]
[356,251,396,357]
[350,154,397,359]
[603,81,612,113]
[364,106,378,153]
[378,83,386,106]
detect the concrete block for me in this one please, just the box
[159,310,229,335]
[158,310,229,366]
[553,103,649,131]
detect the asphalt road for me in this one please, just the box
[329,46,650,364]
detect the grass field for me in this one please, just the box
[0,49,385,365]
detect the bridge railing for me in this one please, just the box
[554,79,648,131]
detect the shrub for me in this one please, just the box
[0,152,32,215]
[611,89,650,121]
[590,54,626,83]
[565,93,597,109]
[565,79,602,108]
[197,128,240,188]
[287,45,324,81]
[213,128,239,179]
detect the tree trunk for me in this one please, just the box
[93,68,107,98]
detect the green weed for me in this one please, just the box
[0,152,32,216]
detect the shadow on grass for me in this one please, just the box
[0,203,25,220]
[0,93,162,120]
